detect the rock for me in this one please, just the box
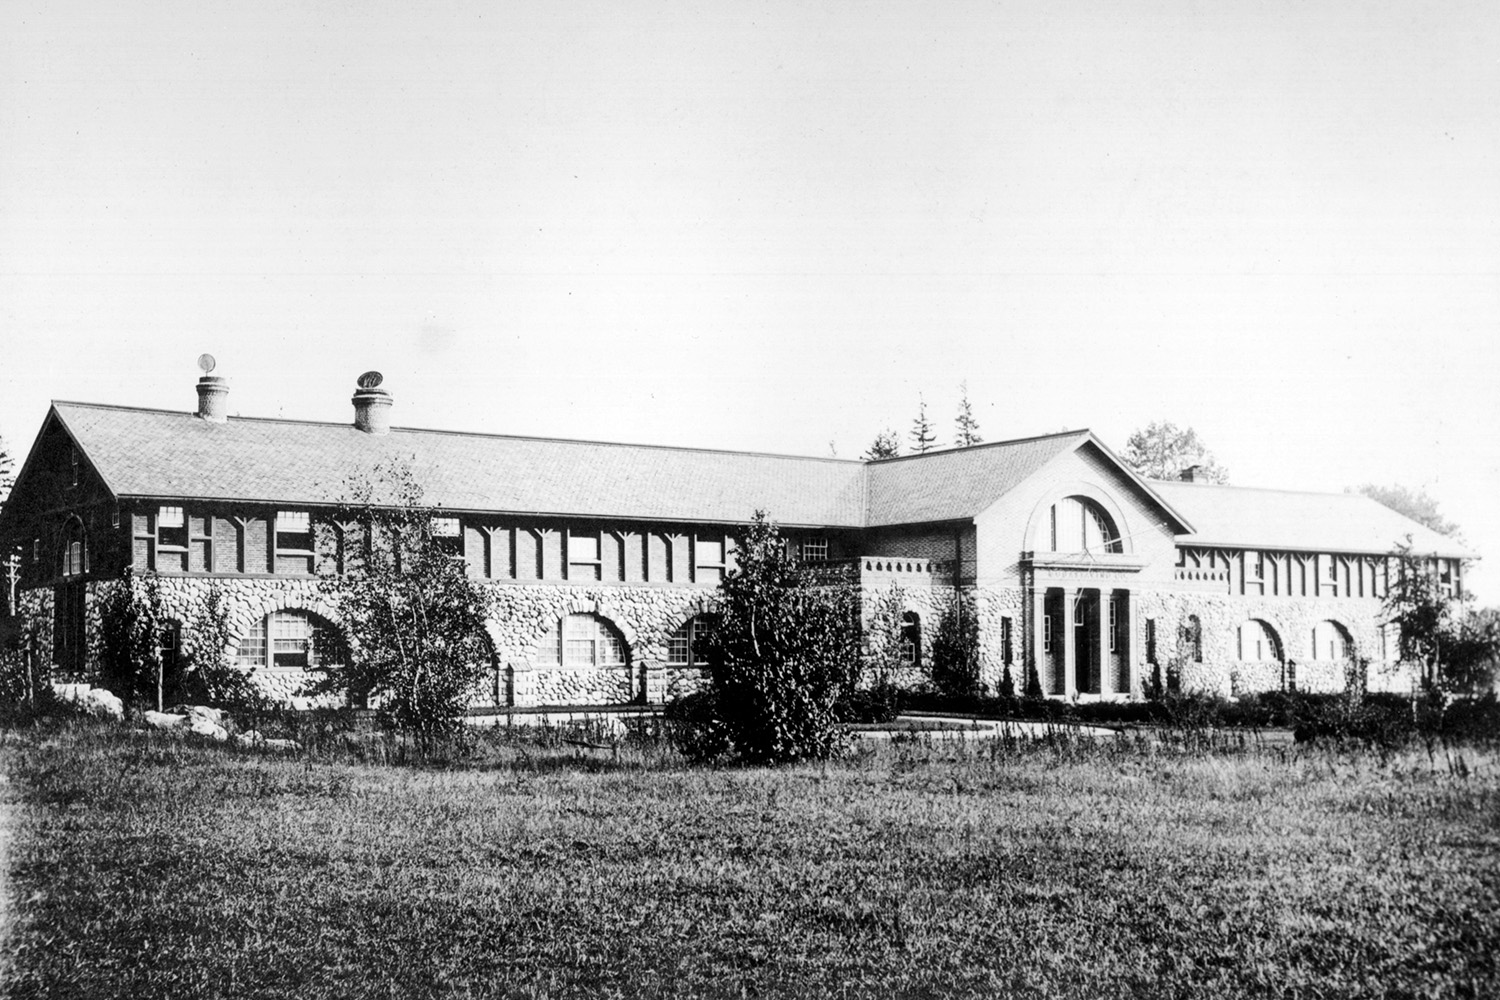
[261,738,300,752]
[168,704,225,726]
[235,730,299,752]
[143,711,188,730]
[187,717,229,741]
[80,688,124,720]
[234,729,265,746]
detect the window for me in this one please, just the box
[158,506,188,549]
[800,537,828,561]
[1108,598,1117,653]
[1145,618,1158,664]
[235,610,344,670]
[900,612,921,668]
[1073,596,1084,627]
[1322,554,1339,594]
[32,538,39,563]
[1050,497,1122,554]
[1237,620,1281,662]
[432,517,463,557]
[667,614,716,666]
[61,519,86,578]
[1181,615,1202,662]
[1043,612,1053,653]
[70,446,80,488]
[695,534,728,583]
[535,613,629,667]
[567,530,601,580]
[1312,620,1350,661]
[1001,616,1014,665]
[276,510,312,548]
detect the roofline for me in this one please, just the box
[1176,537,1474,560]
[860,427,1090,465]
[48,400,864,467]
[1066,433,1197,535]
[0,405,121,540]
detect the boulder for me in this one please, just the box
[187,717,229,742]
[167,704,226,726]
[143,710,188,730]
[80,688,124,720]
[234,730,299,752]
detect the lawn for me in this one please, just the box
[2,721,1497,999]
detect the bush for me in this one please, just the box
[695,512,862,765]
[834,682,902,724]
[664,691,735,762]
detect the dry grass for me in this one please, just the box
[2,720,1497,999]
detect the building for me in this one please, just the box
[0,370,1471,708]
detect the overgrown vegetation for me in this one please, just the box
[684,511,863,764]
[312,458,493,753]
[4,720,1497,999]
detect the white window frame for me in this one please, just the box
[800,536,829,562]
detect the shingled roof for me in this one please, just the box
[38,401,1473,560]
[1153,480,1471,559]
[50,402,868,527]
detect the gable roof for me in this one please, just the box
[1154,480,1472,559]
[48,402,869,527]
[862,430,1195,533]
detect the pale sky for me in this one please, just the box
[2,1,1497,598]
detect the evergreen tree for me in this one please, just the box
[910,396,937,454]
[862,429,901,461]
[954,382,983,447]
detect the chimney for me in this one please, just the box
[1179,464,1202,483]
[351,371,392,434]
[194,354,228,422]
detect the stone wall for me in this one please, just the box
[1132,590,1418,697]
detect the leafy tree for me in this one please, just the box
[694,511,863,764]
[1121,421,1228,483]
[315,458,492,752]
[929,592,982,699]
[862,429,901,461]
[954,382,983,447]
[98,569,170,709]
[909,396,937,454]
[1383,540,1500,697]
[1,431,15,617]
[1352,483,1461,539]
[179,583,268,711]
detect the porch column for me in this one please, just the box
[1062,586,1079,700]
[1031,585,1047,694]
[1092,588,1106,695]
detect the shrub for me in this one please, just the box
[694,512,862,765]
[929,592,982,699]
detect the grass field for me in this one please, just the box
[2,721,1497,999]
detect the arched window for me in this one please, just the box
[1312,620,1352,661]
[60,517,87,578]
[1236,619,1282,662]
[535,613,629,667]
[667,614,717,666]
[235,609,346,670]
[900,612,922,667]
[1049,497,1123,554]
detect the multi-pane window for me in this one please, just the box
[1107,598,1117,653]
[900,612,921,667]
[158,506,188,549]
[536,613,629,667]
[1322,554,1340,594]
[432,517,463,557]
[1237,620,1279,661]
[1312,620,1348,661]
[70,446,80,488]
[695,534,727,583]
[1001,616,1013,665]
[667,614,716,666]
[1181,615,1203,662]
[1050,497,1122,554]
[1043,613,1053,653]
[567,530,601,580]
[61,519,86,578]
[276,511,312,549]
[235,610,342,670]
[1145,619,1158,664]
[800,537,828,561]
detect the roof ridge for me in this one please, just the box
[1153,479,1393,501]
[50,400,864,465]
[862,428,1089,465]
